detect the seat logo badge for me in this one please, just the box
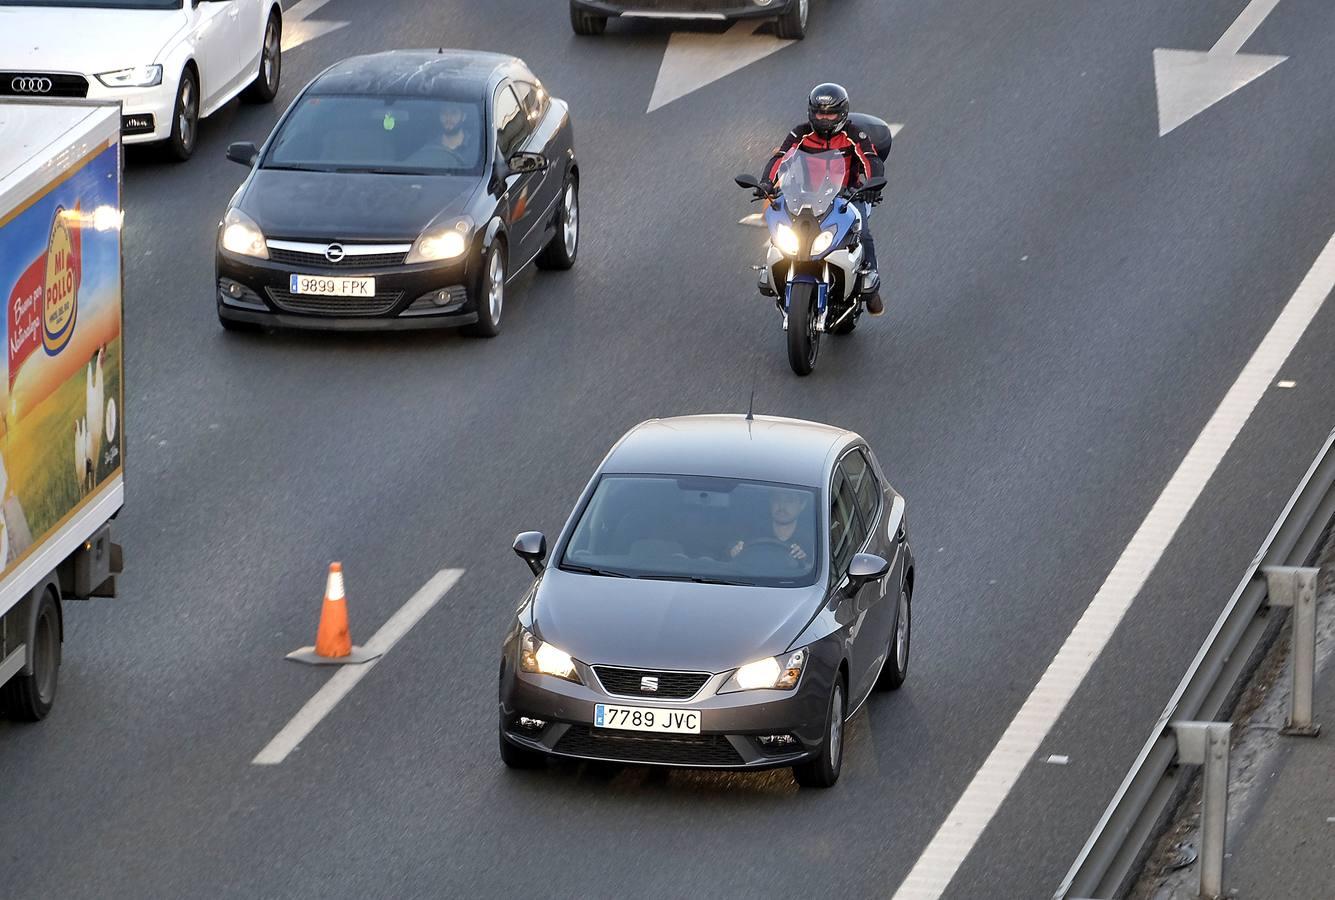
[12,77,53,94]
[325,243,345,262]
[640,676,659,692]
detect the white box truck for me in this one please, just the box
[0,99,125,721]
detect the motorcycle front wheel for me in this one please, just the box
[786,282,820,376]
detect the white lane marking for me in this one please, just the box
[892,232,1335,900]
[1153,0,1287,136]
[281,0,349,52]
[252,568,465,765]
[649,20,794,113]
[1043,755,1070,766]
[1277,380,1296,388]
[1213,0,1283,55]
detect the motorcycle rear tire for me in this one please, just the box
[786,282,819,376]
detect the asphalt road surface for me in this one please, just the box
[2,0,1333,897]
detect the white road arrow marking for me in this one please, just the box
[1153,0,1287,136]
[648,20,796,113]
[739,124,905,225]
[282,0,349,52]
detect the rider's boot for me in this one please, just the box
[860,267,884,316]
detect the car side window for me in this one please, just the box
[842,449,881,528]
[494,84,526,158]
[829,471,863,582]
[514,80,547,124]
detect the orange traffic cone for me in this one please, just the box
[285,562,381,666]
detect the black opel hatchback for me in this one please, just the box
[215,49,579,335]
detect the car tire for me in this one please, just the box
[1,591,60,722]
[535,177,579,271]
[166,67,199,162]
[874,584,911,691]
[463,242,505,338]
[570,4,607,35]
[792,676,844,788]
[499,730,547,769]
[242,11,282,104]
[775,0,808,40]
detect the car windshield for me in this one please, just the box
[0,1,181,6]
[263,94,486,176]
[560,475,822,588]
[774,148,847,216]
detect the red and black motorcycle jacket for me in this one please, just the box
[763,121,886,190]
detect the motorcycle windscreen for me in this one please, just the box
[774,150,847,215]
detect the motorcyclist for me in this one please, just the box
[763,83,887,316]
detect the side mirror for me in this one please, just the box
[507,151,549,174]
[734,173,762,190]
[858,176,887,195]
[226,141,258,167]
[513,531,547,576]
[843,552,890,597]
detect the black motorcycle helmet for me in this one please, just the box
[808,83,850,138]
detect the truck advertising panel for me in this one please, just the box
[0,139,123,577]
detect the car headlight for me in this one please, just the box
[519,627,582,684]
[406,219,472,264]
[721,647,807,692]
[773,223,800,256]
[220,208,268,259]
[811,228,836,256]
[95,65,163,88]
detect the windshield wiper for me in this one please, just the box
[560,563,631,578]
[635,574,751,586]
[263,163,338,173]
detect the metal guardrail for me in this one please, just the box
[1055,426,1335,899]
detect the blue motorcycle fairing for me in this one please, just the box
[785,275,829,312]
[764,196,859,261]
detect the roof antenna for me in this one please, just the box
[437,47,444,54]
[746,389,755,421]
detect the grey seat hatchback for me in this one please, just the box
[498,414,915,788]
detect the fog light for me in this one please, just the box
[226,281,244,298]
[757,733,799,748]
[517,716,547,731]
[432,289,450,307]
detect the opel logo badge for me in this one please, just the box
[640,676,659,692]
[12,76,53,94]
[324,243,345,262]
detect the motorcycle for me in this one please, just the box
[736,147,886,376]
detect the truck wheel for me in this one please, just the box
[570,4,607,35]
[775,0,808,39]
[2,591,60,721]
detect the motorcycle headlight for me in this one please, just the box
[406,218,472,264]
[773,223,800,256]
[220,208,268,259]
[519,627,582,684]
[95,65,163,88]
[720,647,807,692]
[811,228,836,256]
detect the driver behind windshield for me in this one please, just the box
[404,101,479,167]
[729,487,815,562]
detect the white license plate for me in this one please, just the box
[288,274,375,297]
[594,703,700,734]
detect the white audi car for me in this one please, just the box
[0,0,283,160]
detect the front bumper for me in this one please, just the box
[572,0,796,20]
[499,651,834,771]
[216,247,481,332]
[87,81,177,144]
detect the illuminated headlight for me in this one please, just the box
[220,208,268,259]
[773,223,800,256]
[519,627,582,684]
[722,648,807,692]
[811,228,836,256]
[406,218,471,264]
[95,65,163,88]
